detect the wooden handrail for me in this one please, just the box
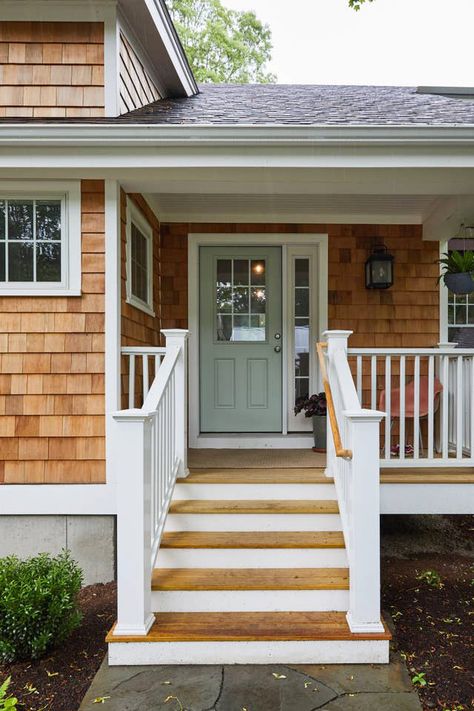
[316,342,353,460]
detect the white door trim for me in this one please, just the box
[188,233,328,448]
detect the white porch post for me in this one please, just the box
[323,331,353,478]
[345,409,385,634]
[161,329,190,478]
[112,411,155,636]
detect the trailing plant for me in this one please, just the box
[437,250,474,279]
[0,551,83,663]
[294,392,327,418]
[0,677,18,709]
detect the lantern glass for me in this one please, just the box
[365,247,394,289]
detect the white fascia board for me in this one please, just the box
[2,125,474,171]
[118,0,197,97]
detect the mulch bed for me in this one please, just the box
[382,516,474,711]
[0,581,116,711]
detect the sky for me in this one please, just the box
[223,0,474,86]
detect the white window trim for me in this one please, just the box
[0,180,81,296]
[125,197,155,317]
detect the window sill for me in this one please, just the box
[0,288,82,297]
[126,296,155,318]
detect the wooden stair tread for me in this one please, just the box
[107,611,391,643]
[381,468,474,484]
[152,567,349,591]
[185,468,332,484]
[169,500,339,514]
[161,531,345,549]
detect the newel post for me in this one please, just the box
[112,411,155,636]
[344,409,385,634]
[322,331,353,477]
[161,329,190,478]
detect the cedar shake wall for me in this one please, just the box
[159,223,440,347]
[0,22,104,118]
[120,192,161,406]
[0,180,106,484]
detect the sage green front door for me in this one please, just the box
[200,246,282,432]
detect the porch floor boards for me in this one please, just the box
[107,611,391,643]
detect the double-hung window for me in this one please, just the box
[126,199,154,315]
[0,182,81,295]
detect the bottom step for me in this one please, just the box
[107,612,391,665]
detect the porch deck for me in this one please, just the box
[188,448,474,485]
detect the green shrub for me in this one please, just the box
[0,551,83,663]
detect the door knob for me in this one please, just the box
[274,333,281,340]
[274,345,281,353]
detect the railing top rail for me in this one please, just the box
[121,346,167,355]
[316,342,353,461]
[142,345,181,414]
[348,347,474,355]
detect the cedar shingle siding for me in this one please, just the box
[0,181,106,484]
[0,21,104,118]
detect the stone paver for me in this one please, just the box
[79,653,422,710]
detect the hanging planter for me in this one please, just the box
[438,249,474,295]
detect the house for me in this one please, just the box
[0,0,473,666]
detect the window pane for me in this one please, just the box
[455,302,467,324]
[295,287,309,317]
[469,305,474,325]
[131,224,149,303]
[36,243,61,282]
[216,314,232,341]
[216,286,232,313]
[36,200,61,240]
[8,200,33,241]
[216,259,231,287]
[233,314,250,340]
[295,318,310,376]
[295,378,309,401]
[0,202,5,240]
[0,244,4,281]
[295,258,309,286]
[251,260,265,286]
[8,242,34,281]
[233,259,249,286]
[233,287,249,313]
[251,287,266,314]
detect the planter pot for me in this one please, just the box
[443,271,474,295]
[312,415,327,453]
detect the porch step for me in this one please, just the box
[185,468,332,483]
[169,500,339,514]
[156,531,348,568]
[152,567,349,591]
[160,531,345,548]
[107,612,391,665]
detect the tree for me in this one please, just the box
[348,0,374,9]
[167,0,276,83]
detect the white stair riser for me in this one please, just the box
[155,547,348,568]
[150,589,349,612]
[109,639,389,665]
[165,513,342,532]
[174,483,336,500]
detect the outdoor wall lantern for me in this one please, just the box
[365,244,394,289]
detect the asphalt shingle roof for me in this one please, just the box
[122,83,474,125]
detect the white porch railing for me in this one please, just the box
[121,346,167,408]
[348,345,474,467]
[319,331,385,634]
[112,329,189,636]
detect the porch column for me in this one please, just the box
[161,329,190,478]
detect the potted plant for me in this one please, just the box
[438,250,474,295]
[294,392,327,452]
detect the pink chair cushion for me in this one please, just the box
[379,375,443,418]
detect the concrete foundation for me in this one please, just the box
[0,515,116,585]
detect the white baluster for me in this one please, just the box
[128,354,135,409]
[456,356,463,460]
[384,355,391,460]
[413,356,420,459]
[442,354,449,460]
[142,354,149,404]
[399,356,406,461]
[356,355,362,402]
[370,355,377,410]
[427,355,434,460]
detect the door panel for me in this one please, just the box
[200,246,282,432]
